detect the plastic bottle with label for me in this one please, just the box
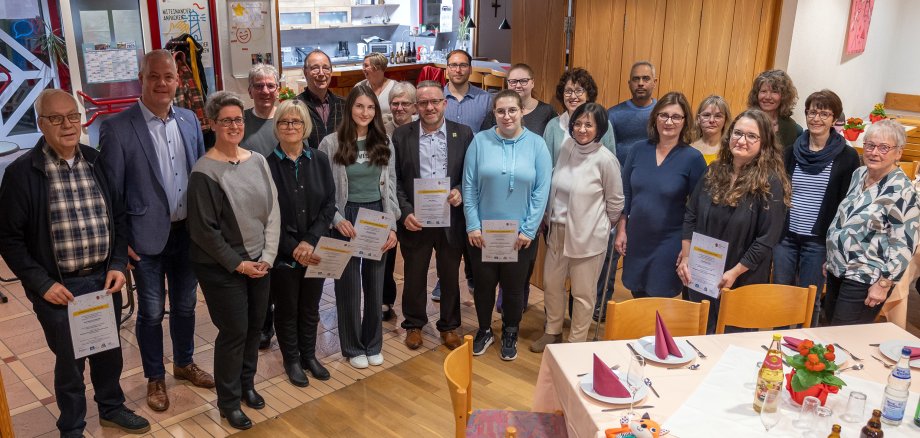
[880,347,912,425]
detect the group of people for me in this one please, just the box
[1,46,918,437]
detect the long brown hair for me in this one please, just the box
[334,84,391,167]
[704,109,791,208]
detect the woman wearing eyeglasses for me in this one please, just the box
[187,91,280,429]
[480,63,557,135]
[543,68,616,165]
[319,85,399,370]
[691,95,731,164]
[678,110,790,333]
[617,92,706,299]
[265,100,337,387]
[824,119,919,325]
[772,90,859,326]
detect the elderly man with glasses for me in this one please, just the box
[296,49,345,149]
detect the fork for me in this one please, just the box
[833,342,863,361]
[871,354,895,368]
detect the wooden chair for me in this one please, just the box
[468,71,485,88]
[604,298,710,340]
[1,367,13,438]
[898,161,919,180]
[715,284,817,334]
[444,336,565,438]
[482,74,505,91]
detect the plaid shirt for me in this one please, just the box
[43,145,111,273]
[297,89,345,150]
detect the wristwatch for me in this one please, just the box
[877,277,893,289]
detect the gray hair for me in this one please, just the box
[304,49,331,67]
[630,60,656,79]
[865,119,907,149]
[34,89,76,116]
[248,63,279,86]
[140,49,177,76]
[417,80,443,93]
[389,81,417,104]
[204,91,245,121]
[273,99,313,141]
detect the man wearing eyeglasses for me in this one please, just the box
[296,50,345,149]
[443,49,491,132]
[391,81,474,350]
[99,49,212,413]
[0,89,151,436]
[242,64,282,157]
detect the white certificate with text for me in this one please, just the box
[414,177,451,227]
[688,232,729,298]
[305,237,354,279]
[482,220,519,263]
[351,208,394,261]
[68,290,120,359]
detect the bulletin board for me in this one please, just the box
[227,0,272,78]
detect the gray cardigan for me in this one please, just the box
[318,133,400,231]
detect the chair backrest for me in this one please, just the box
[0,367,13,438]
[468,71,485,87]
[898,161,918,180]
[483,74,505,91]
[444,335,474,438]
[715,284,817,333]
[604,298,710,340]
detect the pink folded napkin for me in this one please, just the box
[593,354,630,398]
[654,311,683,359]
[903,346,920,359]
[783,336,803,350]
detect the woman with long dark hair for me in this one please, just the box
[319,85,399,369]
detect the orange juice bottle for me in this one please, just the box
[754,334,785,413]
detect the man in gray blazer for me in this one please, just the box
[392,81,473,351]
[99,49,214,413]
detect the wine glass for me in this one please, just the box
[626,355,646,418]
[760,389,782,431]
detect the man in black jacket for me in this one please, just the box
[392,81,474,350]
[0,90,150,437]
[296,49,345,149]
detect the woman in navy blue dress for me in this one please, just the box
[615,92,707,298]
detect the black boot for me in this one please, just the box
[220,409,252,430]
[242,388,265,409]
[284,360,309,387]
[301,356,331,380]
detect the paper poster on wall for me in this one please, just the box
[79,10,112,45]
[83,46,139,84]
[230,2,265,29]
[845,0,874,55]
[0,1,40,19]
[228,0,271,78]
[439,0,453,33]
[158,0,214,68]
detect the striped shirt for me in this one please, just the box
[789,162,832,236]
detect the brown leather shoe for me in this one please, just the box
[440,330,462,350]
[405,328,423,350]
[146,379,169,412]
[173,363,216,388]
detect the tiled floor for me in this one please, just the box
[0,255,540,437]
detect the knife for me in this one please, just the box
[644,378,660,398]
[602,405,655,412]
[626,342,643,360]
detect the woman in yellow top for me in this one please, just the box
[690,95,730,164]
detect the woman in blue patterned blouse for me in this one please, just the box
[824,119,920,325]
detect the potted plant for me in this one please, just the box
[843,117,866,141]
[456,16,472,51]
[278,86,296,102]
[869,103,887,123]
[784,339,846,406]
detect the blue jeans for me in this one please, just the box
[595,232,619,316]
[132,224,199,379]
[772,232,827,326]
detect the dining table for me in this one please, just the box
[533,322,920,438]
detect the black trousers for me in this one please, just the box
[383,245,398,307]
[193,262,270,411]
[824,273,887,325]
[400,229,463,332]
[270,266,324,362]
[469,243,537,330]
[32,270,127,436]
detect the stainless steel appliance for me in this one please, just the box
[368,42,393,56]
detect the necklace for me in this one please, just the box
[211,147,243,165]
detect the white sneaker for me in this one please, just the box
[368,353,384,366]
[349,355,369,369]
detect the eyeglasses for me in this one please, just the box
[215,117,244,127]
[507,78,532,86]
[563,88,585,97]
[416,99,445,108]
[447,63,471,70]
[391,101,414,108]
[251,83,278,91]
[698,112,725,121]
[308,65,332,74]
[863,142,897,154]
[40,113,82,126]
[731,129,761,143]
[805,109,834,120]
[495,107,520,117]
[277,119,304,129]
[657,113,685,123]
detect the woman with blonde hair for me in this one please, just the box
[691,95,730,164]
[357,52,395,121]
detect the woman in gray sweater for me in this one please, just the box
[187,91,280,430]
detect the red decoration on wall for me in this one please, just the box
[845,0,874,55]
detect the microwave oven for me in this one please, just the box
[368,42,393,56]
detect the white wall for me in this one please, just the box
[780,0,920,126]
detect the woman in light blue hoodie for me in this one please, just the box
[463,89,552,361]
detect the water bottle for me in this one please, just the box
[880,347,912,425]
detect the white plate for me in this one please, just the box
[632,336,696,365]
[879,340,920,368]
[579,371,649,405]
[780,341,849,367]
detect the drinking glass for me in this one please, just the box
[626,355,646,417]
[810,406,833,437]
[841,391,867,423]
[795,396,821,429]
[760,389,782,431]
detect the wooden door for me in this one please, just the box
[511,0,567,109]
[572,0,781,114]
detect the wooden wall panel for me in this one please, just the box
[691,0,737,109]
[618,0,667,103]
[572,0,628,106]
[723,0,766,112]
[511,0,567,107]
[658,0,703,103]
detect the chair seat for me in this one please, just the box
[465,409,567,438]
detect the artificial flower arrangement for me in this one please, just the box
[870,103,887,123]
[842,117,866,141]
[279,86,296,101]
[785,339,846,405]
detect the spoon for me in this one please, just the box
[835,363,864,374]
[668,364,701,370]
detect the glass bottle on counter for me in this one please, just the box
[914,394,920,426]
[880,347,912,425]
[860,409,884,438]
[754,334,785,413]
[827,424,841,438]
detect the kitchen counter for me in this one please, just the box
[282,62,432,96]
